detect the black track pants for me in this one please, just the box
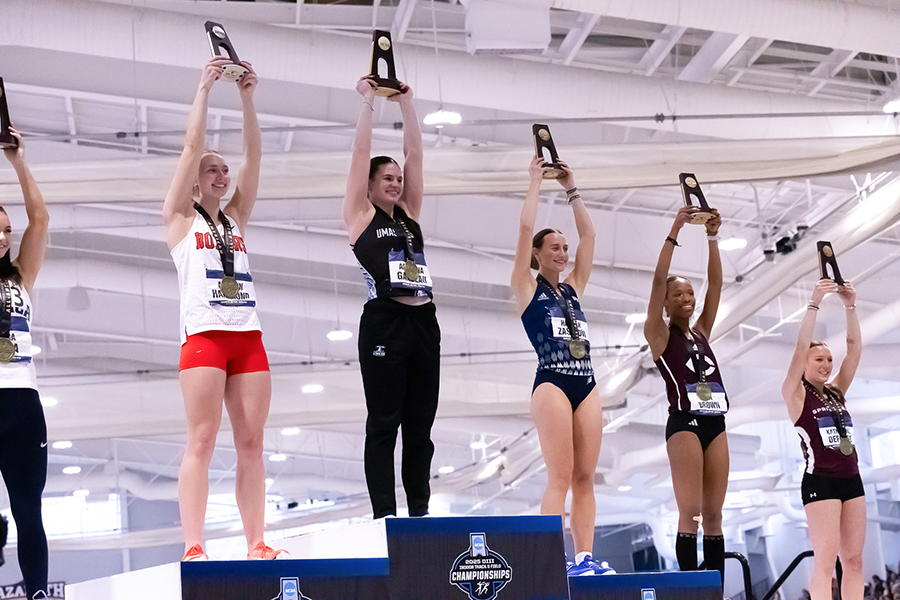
[0,388,48,598]
[358,298,440,518]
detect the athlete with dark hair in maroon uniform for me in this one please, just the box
[644,205,728,584]
[782,278,864,600]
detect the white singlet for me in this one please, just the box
[0,280,38,390]
[171,212,261,344]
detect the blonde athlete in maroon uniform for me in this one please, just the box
[782,278,863,600]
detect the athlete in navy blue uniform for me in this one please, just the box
[344,75,439,519]
[511,156,609,576]
[644,205,728,583]
[0,129,50,600]
[782,278,863,600]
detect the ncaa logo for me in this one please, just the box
[278,577,311,600]
[641,589,656,600]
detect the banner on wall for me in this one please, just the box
[0,581,65,599]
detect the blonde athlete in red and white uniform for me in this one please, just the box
[163,57,283,561]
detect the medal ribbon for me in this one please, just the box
[537,274,582,342]
[0,280,11,341]
[684,330,709,384]
[805,381,850,442]
[193,202,235,278]
[395,214,418,264]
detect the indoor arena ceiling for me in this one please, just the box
[3,0,900,550]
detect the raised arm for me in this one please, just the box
[559,162,594,297]
[781,279,837,420]
[644,206,695,359]
[831,282,860,396]
[163,56,231,249]
[224,61,261,233]
[510,156,544,314]
[395,83,424,221]
[4,131,48,296]
[693,209,722,339]
[343,77,378,243]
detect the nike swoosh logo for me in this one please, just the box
[40,441,48,448]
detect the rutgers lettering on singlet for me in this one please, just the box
[0,280,38,390]
[171,212,261,343]
[654,324,729,416]
[520,281,593,377]
[352,205,433,301]
[794,382,859,476]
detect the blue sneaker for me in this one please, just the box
[566,559,596,576]
[587,558,616,575]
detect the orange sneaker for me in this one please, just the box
[247,541,290,560]
[181,544,209,562]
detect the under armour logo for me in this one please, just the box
[809,492,817,498]
[373,345,386,357]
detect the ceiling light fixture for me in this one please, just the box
[269,453,287,462]
[281,427,301,436]
[883,89,900,113]
[326,329,353,341]
[624,312,647,324]
[41,396,58,407]
[719,237,748,251]
[52,441,73,450]
[618,485,632,492]
[32,345,42,356]
[422,0,461,130]
[469,440,488,450]
[423,109,462,129]
[437,465,455,474]
[73,489,90,497]
[63,466,81,475]
[301,384,324,394]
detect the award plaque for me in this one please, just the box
[205,21,249,82]
[533,123,565,179]
[369,30,402,99]
[679,172,714,225]
[817,241,844,285]
[0,79,18,150]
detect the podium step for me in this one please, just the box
[66,558,391,600]
[568,571,722,600]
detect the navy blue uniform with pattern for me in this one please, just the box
[521,278,593,376]
[521,277,595,411]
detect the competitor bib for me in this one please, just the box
[816,414,854,449]
[686,381,728,415]
[388,250,433,292]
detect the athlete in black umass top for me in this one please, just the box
[782,278,864,600]
[644,205,729,584]
[344,75,440,519]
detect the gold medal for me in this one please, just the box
[0,338,15,363]
[822,245,833,258]
[404,259,419,282]
[696,382,712,401]
[569,339,586,359]
[220,276,240,299]
[839,437,853,456]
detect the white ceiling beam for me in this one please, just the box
[3,0,890,143]
[807,49,857,97]
[636,25,686,76]
[726,37,773,86]
[551,0,900,59]
[557,11,601,66]
[678,32,750,84]
[391,0,418,42]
